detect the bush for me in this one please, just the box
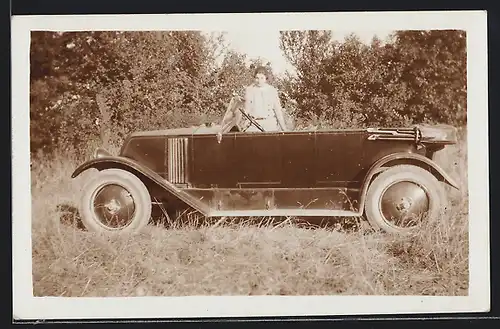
[279,30,467,128]
[30,31,261,156]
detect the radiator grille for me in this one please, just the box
[167,138,189,184]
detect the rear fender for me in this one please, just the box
[71,156,210,216]
[359,152,460,212]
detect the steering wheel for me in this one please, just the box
[231,94,264,132]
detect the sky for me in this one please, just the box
[222,30,394,75]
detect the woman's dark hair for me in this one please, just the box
[253,66,268,78]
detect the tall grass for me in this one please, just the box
[30,134,468,297]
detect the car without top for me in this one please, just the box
[72,95,460,235]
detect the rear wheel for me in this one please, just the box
[79,169,152,234]
[364,165,446,234]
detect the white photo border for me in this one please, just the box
[12,11,490,320]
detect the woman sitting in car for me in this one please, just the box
[243,66,288,132]
[219,66,288,134]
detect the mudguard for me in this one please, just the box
[358,152,460,211]
[71,156,210,216]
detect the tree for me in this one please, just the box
[30,30,273,157]
[391,30,467,125]
[278,29,467,129]
[30,31,131,153]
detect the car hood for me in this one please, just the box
[128,124,223,138]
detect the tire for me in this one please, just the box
[78,169,152,234]
[364,165,446,234]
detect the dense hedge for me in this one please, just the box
[30,30,466,157]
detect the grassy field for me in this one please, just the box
[30,134,469,297]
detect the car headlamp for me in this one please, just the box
[418,125,458,143]
[93,147,112,159]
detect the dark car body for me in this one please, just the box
[72,124,459,222]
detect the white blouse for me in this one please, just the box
[244,84,282,119]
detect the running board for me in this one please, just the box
[207,209,361,217]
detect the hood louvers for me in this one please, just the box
[166,137,189,184]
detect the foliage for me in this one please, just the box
[279,30,467,129]
[30,31,260,157]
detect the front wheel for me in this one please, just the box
[364,165,446,234]
[78,169,152,234]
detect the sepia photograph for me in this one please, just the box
[12,11,489,319]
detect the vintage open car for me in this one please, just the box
[71,95,460,235]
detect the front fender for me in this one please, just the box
[71,156,210,216]
[72,156,155,180]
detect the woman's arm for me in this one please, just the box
[220,97,238,133]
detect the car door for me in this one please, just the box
[232,132,282,188]
[314,130,366,187]
[189,133,236,188]
[279,131,316,188]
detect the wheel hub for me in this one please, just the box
[104,199,121,215]
[395,196,413,214]
[93,184,136,229]
[380,181,429,227]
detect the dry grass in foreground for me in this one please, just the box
[30,137,469,297]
